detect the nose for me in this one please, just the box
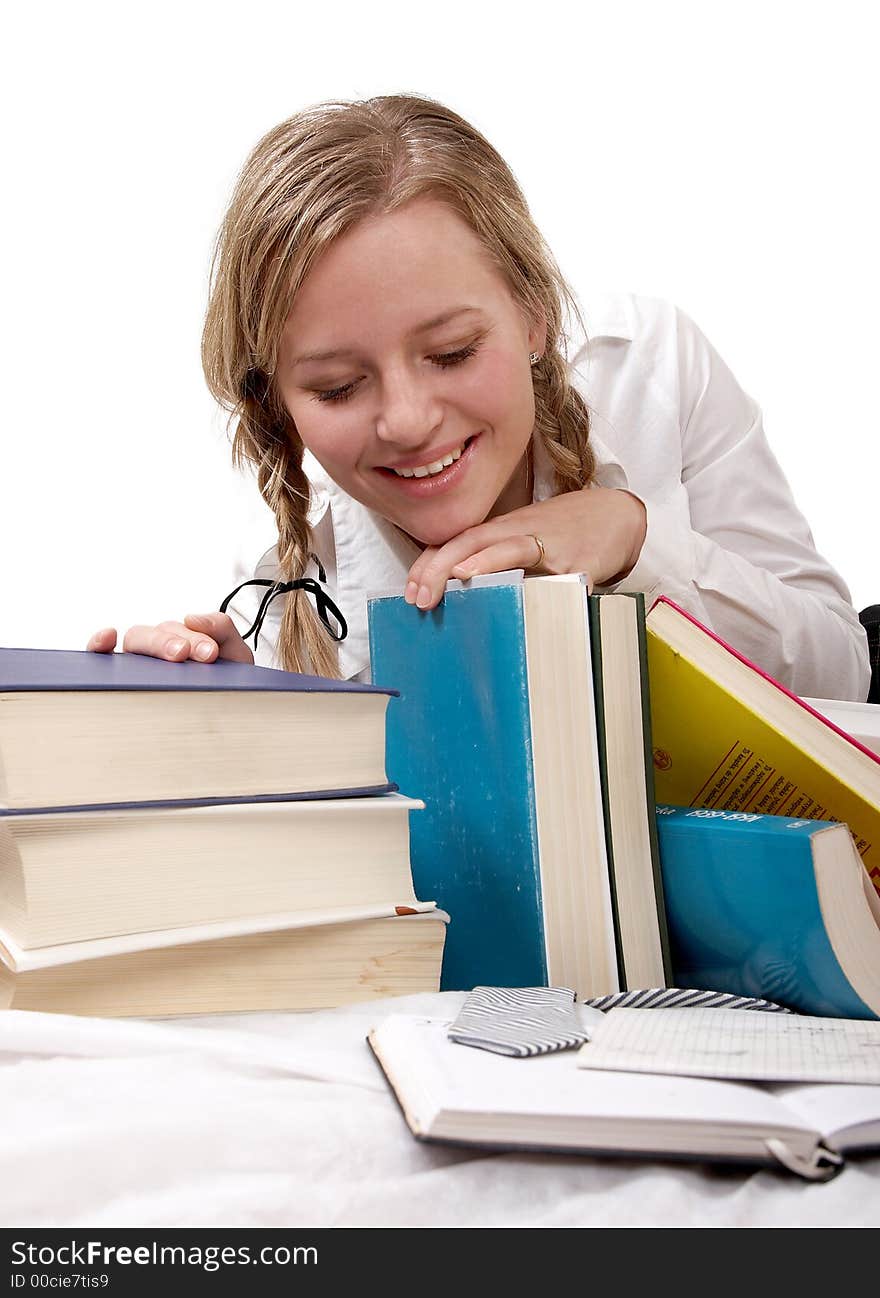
[375,365,443,450]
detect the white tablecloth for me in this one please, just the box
[3,992,877,1227]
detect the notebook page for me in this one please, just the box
[577,1007,880,1083]
[769,1083,880,1146]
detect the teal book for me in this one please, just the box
[655,805,880,1019]
[368,574,619,996]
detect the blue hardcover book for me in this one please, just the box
[368,574,618,997]
[0,646,397,810]
[655,805,880,1019]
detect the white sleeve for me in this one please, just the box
[612,308,870,701]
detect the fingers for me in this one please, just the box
[184,613,254,664]
[87,614,254,665]
[122,621,207,661]
[406,534,550,610]
[86,628,118,653]
[404,546,442,609]
[114,613,252,665]
[452,534,547,580]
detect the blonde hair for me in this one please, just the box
[202,93,594,675]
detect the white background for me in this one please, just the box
[2,0,877,649]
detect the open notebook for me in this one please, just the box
[368,1012,880,1181]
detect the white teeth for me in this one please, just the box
[391,443,466,478]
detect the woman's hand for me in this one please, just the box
[404,486,647,610]
[86,612,254,664]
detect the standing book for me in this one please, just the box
[655,805,880,1019]
[0,647,396,810]
[368,573,618,998]
[645,597,880,902]
[588,592,670,989]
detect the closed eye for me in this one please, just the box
[313,380,361,404]
[430,343,478,368]
[311,341,480,404]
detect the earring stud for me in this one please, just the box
[529,352,540,365]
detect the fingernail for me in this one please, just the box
[416,585,432,609]
[404,581,419,605]
[453,564,477,580]
[166,638,187,656]
[194,642,213,661]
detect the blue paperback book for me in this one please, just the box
[655,805,880,1019]
[368,574,618,996]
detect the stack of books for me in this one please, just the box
[0,648,447,1016]
[367,573,880,1019]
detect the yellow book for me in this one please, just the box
[645,598,880,901]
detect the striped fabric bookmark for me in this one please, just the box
[583,987,793,1013]
[447,986,587,1058]
[448,985,794,1059]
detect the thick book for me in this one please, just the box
[368,1013,880,1181]
[0,647,397,810]
[655,806,880,1019]
[0,792,428,948]
[0,907,449,1017]
[368,574,618,998]
[645,598,880,902]
[588,592,671,989]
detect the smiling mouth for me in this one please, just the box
[380,437,475,479]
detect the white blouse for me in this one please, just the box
[229,293,870,701]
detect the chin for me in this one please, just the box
[397,509,487,549]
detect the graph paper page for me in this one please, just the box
[577,1007,880,1083]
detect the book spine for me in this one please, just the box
[588,595,625,987]
[631,593,673,983]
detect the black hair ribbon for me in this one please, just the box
[219,557,347,651]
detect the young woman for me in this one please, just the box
[89,94,869,701]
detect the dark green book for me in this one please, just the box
[588,592,672,988]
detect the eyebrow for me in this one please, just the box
[290,306,484,368]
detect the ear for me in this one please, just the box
[528,307,548,359]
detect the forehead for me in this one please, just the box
[283,198,515,347]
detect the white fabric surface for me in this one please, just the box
[228,293,869,701]
[4,991,878,1228]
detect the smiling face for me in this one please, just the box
[276,198,545,547]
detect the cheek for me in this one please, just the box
[285,401,366,471]
[461,352,534,433]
